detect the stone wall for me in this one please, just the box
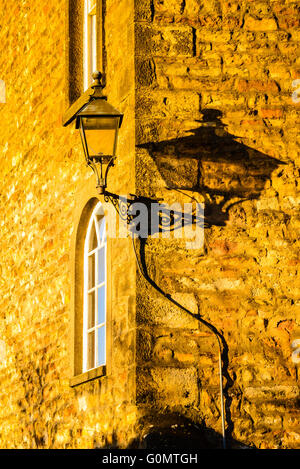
[0,0,137,448]
[134,0,300,449]
[0,0,299,450]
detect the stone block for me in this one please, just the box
[243,16,278,32]
[152,26,195,58]
[137,292,200,329]
[244,386,299,402]
[150,366,198,406]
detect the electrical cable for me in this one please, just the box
[130,234,226,449]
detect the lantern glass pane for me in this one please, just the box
[82,116,120,158]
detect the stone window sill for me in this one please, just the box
[69,365,106,387]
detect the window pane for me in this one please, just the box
[84,203,107,372]
[98,217,105,244]
[97,326,106,366]
[87,331,95,370]
[97,286,106,325]
[95,214,105,245]
[88,291,95,329]
[88,0,96,13]
[88,222,98,252]
[97,247,105,284]
[88,253,95,289]
[91,14,97,73]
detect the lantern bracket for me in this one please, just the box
[87,155,116,195]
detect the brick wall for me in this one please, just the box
[0,0,299,450]
[0,0,137,448]
[134,0,300,449]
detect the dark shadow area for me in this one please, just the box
[97,413,255,449]
[139,413,255,450]
[138,109,285,227]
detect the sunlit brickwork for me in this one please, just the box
[0,0,299,449]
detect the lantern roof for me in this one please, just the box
[75,98,123,129]
[62,71,123,128]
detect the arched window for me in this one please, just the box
[70,192,111,387]
[83,201,106,372]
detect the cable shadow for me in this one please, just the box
[132,235,235,448]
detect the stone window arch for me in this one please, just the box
[83,201,107,371]
[70,190,111,387]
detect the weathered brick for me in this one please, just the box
[237,79,281,94]
[243,15,278,32]
[0,0,299,452]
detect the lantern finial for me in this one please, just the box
[91,71,103,88]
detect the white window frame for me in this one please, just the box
[83,0,97,91]
[82,201,107,372]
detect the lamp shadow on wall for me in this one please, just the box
[133,109,285,449]
[138,109,284,227]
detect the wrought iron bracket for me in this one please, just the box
[88,156,116,195]
[103,191,136,225]
[102,191,204,238]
